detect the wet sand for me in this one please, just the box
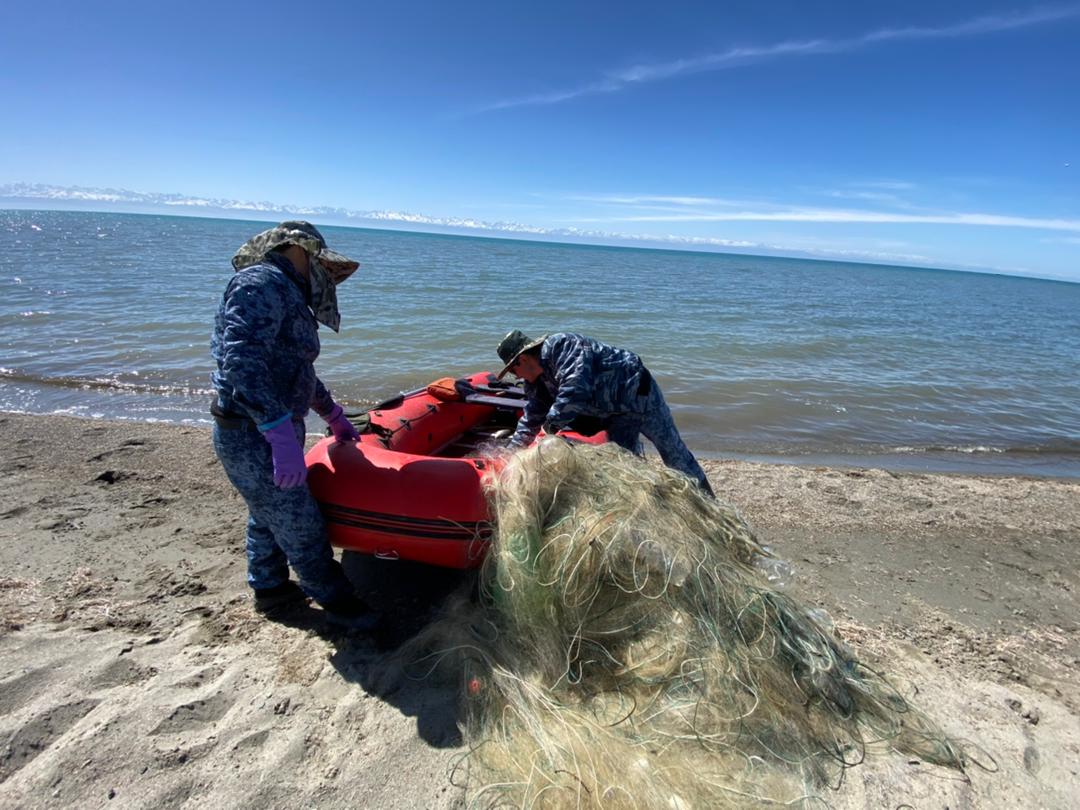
[1,412,1078,807]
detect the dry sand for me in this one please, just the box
[0,412,1078,808]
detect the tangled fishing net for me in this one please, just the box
[397,438,967,807]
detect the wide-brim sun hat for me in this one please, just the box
[231,220,360,283]
[496,329,546,378]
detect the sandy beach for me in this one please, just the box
[1,411,1078,808]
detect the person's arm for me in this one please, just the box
[508,382,550,448]
[215,270,292,429]
[312,377,360,443]
[311,377,336,418]
[544,335,595,432]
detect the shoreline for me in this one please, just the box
[3,403,1078,481]
[699,446,1080,482]
[1,412,1078,807]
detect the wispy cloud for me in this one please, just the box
[573,206,1080,233]
[479,6,1080,111]
[851,180,917,191]
[825,179,920,204]
[562,188,1080,233]
[565,194,746,208]
[823,190,910,206]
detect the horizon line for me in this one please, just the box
[3,196,1077,287]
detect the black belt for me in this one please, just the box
[211,402,258,431]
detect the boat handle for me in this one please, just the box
[375,549,400,561]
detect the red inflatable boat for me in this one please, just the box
[305,371,606,569]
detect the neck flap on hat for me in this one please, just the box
[308,257,342,332]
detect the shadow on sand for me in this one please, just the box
[265,551,476,748]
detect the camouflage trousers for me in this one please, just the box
[605,381,713,494]
[212,421,355,606]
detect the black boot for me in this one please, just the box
[253,581,309,616]
[320,594,380,631]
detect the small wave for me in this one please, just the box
[0,368,214,398]
[894,441,1080,457]
[925,445,1006,455]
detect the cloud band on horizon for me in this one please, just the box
[572,207,1080,233]
[2,182,1075,277]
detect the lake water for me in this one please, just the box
[3,209,1079,477]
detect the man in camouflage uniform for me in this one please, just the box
[211,221,376,628]
[496,331,714,496]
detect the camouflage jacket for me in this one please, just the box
[211,252,336,429]
[511,332,650,446]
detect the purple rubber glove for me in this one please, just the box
[325,403,360,443]
[263,421,307,489]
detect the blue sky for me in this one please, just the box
[1,1,1078,279]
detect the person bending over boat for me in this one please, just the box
[496,330,714,496]
[211,221,376,629]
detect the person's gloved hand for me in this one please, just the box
[263,421,307,489]
[324,402,361,443]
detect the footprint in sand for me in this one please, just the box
[0,666,56,717]
[1023,744,1041,775]
[231,728,271,753]
[166,663,224,690]
[149,691,234,736]
[0,699,100,782]
[92,658,159,689]
[87,439,153,463]
[90,469,136,485]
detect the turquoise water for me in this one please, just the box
[3,209,1079,477]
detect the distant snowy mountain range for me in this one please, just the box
[0,181,557,233]
[0,182,929,267]
[0,182,795,252]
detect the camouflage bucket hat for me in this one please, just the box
[231,220,359,284]
[496,329,547,378]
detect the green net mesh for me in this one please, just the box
[395,438,966,807]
